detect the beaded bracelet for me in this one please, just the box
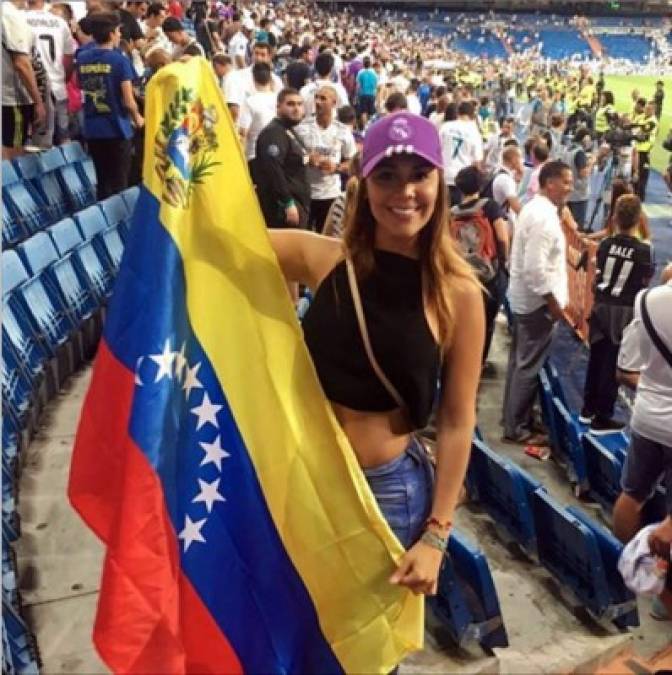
[425,517,452,532]
[420,530,448,553]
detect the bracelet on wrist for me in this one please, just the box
[420,530,448,553]
[425,517,452,532]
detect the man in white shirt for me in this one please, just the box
[228,17,252,69]
[238,62,277,163]
[502,160,574,444]
[299,51,349,120]
[295,85,356,232]
[483,116,515,172]
[141,2,171,56]
[614,265,672,618]
[439,100,483,205]
[225,41,282,123]
[491,144,523,233]
[25,0,74,146]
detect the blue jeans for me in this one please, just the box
[363,438,434,549]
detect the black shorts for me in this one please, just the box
[357,94,376,117]
[621,430,672,512]
[2,105,33,149]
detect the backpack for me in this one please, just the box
[450,198,498,282]
[480,168,506,201]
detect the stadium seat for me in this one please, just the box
[566,507,639,628]
[17,232,59,277]
[2,346,36,432]
[100,194,129,228]
[12,154,40,181]
[37,147,66,174]
[59,141,87,164]
[3,181,51,240]
[120,185,140,215]
[2,251,29,297]
[468,439,539,557]
[551,397,589,494]
[58,164,96,212]
[2,160,19,187]
[100,226,125,271]
[30,170,70,224]
[430,530,508,649]
[81,158,97,197]
[74,205,107,240]
[532,488,619,623]
[2,599,40,674]
[73,240,115,301]
[582,433,626,510]
[539,368,562,454]
[47,218,84,256]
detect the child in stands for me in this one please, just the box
[581,195,654,434]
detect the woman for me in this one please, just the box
[269,112,484,596]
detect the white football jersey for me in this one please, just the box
[439,119,484,185]
[25,9,74,101]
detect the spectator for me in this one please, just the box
[225,41,282,122]
[141,2,171,57]
[483,116,515,172]
[323,154,360,239]
[581,195,654,434]
[1,0,46,158]
[162,16,205,59]
[253,88,310,231]
[116,0,146,50]
[76,11,143,198]
[653,80,664,121]
[488,143,524,231]
[563,128,594,232]
[355,56,377,129]
[300,51,349,118]
[238,62,277,166]
[227,16,253,69]
[284,44,312,91]
[295,85,356,232]
[523,140,549,203]
[212,53,233,90]
[453,166,509,363]
[503,161,573,444]
[614,263,672,619]
[633,100,658,203]
[439,100,483,206]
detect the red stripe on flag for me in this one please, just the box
[69,341,242,673]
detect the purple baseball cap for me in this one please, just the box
[361,112,443,178]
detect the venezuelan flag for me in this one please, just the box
[68,57,423,674]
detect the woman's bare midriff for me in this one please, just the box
[330,402,413,468]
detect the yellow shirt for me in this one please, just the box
[578,84,595,108]
[635,115,658,153]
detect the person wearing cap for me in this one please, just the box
[76,11,143,199]
[162,16,205,59]
[267,111,484,602]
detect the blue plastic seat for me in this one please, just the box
[2,160,20,187]
[58,163,95,211]
[2,346,34,430]
[2,599,40,674]
[74,240,115,301]
[31,171,69,224]
[2,192,28,248]
[468,439,539,556]
[81,157,97,195]
[2,251,29,298]
[3,181,50,236]
[532,488,614,622]
[566,506,639,627]
[120,185,140,215]
[17,232,59,277]
[59,141,87,164]
[551,396,589,493]
[47,218,83,256]
[99,225,125,270]
[74,205,107,240]
[100,194,129,228]
[430,530,508,649]
[12,154,40,181]
[49,254,98,323]
[582,433,624,509]
[37,147,66,174]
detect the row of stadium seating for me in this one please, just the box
[2,144,140,674]
[598,34,655,62]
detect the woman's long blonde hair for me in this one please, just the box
[342,169,478,349]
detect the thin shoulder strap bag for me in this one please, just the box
[345,256,407,412]
[640,289,672,368]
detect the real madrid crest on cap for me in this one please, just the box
[388,116,414,142]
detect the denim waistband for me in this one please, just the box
[362,436,430,478]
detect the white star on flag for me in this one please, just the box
[134,356,144,386]
[183,362,203,398]
[174,342,188,381]
[149,339,176,382]
[192,477,226,513]
[199,435,230,470]
[178,514,207,552]
[191,392,222,431]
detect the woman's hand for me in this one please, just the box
[389,540,444,596]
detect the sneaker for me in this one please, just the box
[650,596,670,621]
[590,417,626,435]
[578,408,594,425]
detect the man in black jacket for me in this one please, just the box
[253,88,310,230]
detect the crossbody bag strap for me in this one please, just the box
[641,289,672,368]
[345,256,407,411]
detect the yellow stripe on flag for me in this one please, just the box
[142,57,423,673]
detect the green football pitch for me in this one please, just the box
[604,74,671,174]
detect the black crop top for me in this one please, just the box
[302,250,442,429]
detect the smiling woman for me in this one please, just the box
[268,112,484,667]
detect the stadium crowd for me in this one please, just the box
[2,0,672,622]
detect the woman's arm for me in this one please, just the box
[268,229,342,291]
[390,280,484,595]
